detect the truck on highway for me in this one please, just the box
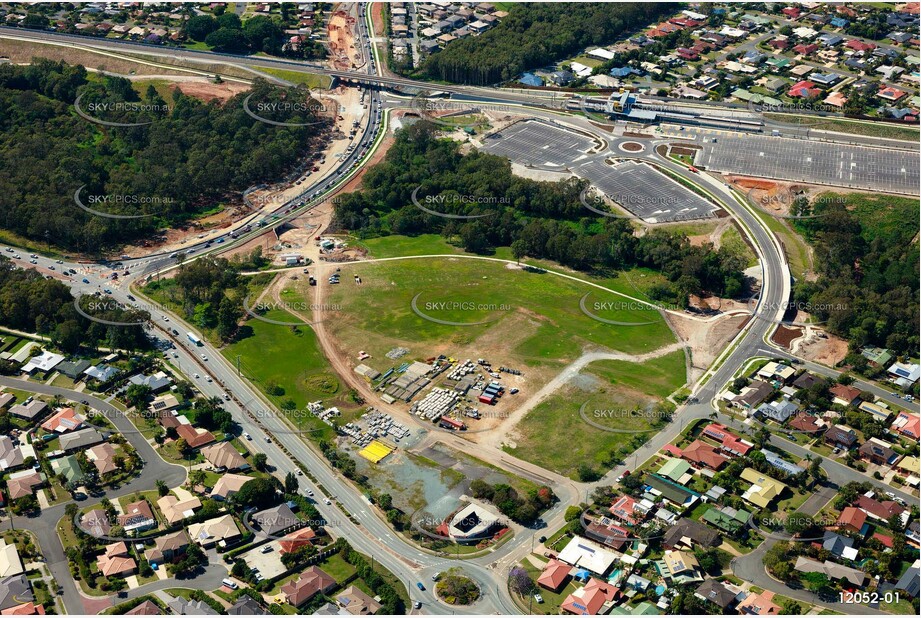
[187,332,202,346]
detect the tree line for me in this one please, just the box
[332,122,746,304]
[0,60,329,253]
[416,2,678,85]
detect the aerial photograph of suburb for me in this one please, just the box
[0,1,918,616]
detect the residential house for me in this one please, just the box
[8,401,46,421]
[858,438,900,466]
[5,470,45,501]
[702,424,754,457]
[821,531,857,560]
[793,557,865,588]
[895,558,919,598]
[60,428,103,452]
[0,542,23,578]
[759,449,805,476]
[49,455,84,484]
[40,407,83,433]
[837,507,869,535]
[681,440,729,470]
[0,575,35,612]
[609,495,646,526]
[86,443,118,476]
[733,380,774,410]
[701,506,750,535]
[740,468,787,509]
[788,80,821,98]
[561,577,619,615]
[252,504,301,537]
[736,588,781,615]
[97,542,137,578]
[56,359,90,380]
[21,351,64,375]
[788,412,823,434]
[210,473,251,501]
[147,530,188,564]
[830,384,862,407]
[891,412,920,441]
[887,362,920,387]
[278,527,316,555]
[188,514,241,548]
[824,425,858,449]
[157,495,202,525]
[0,438,23,472]
[281,566,336,607]
[695,579,740,610]
[663,518,720,550]
[201,442,247,471]
[81,508,110,538]
[537,558,571,592]
[756,399,798,423]
[119,500,157,533]
[336,585,382,615]
[175,425,215,450]
[84,364,120,383]
[557,536,618,576]
[758,363,796,383]
[658,550,702,584]
[124,600,162,615]
[227,597,267,615]
[856,494,905,522]
[646,474,700,511]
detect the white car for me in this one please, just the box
[193,373,200,379]
[243,432,252,441]
[206,376,212,382]
[200,354,208,361]
[534,594,544,604]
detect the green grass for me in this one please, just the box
[721,224,758,269]
[253,67,332,89]
[322,256,677,370]
[129,78,177,101]
[880,595,915,614]
[504,350,686,479]
[515,560,580,615]
[357,234,464,258]
[764,114,919,141]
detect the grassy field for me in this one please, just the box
[764,113,919,142]
[254,67,332,89]
[319,256,677,372]
[720,224,759,269]
[357,234,465,258]
[221,305,363,435]
[504,349,687,479]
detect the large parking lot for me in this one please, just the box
[481,120,597,167]
[699,135,919,195]
[577,159,719,222]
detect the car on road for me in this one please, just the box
[265,436,272,443]
[413,601,422,610]
[431,574,439,581]
[324,498,331,505]
[243,432,252,441]
[194,373,200,379]
[416,583,425,591]
[200,353,208,361]
[206,376,212,382]
[82,278,89,283]
[260,545,273,554]
[296,470,303,476]
[103,289,112,294]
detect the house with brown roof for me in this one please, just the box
[824,425,858,449]
[733,380,774,410]
[86,443,118,476]
[856,495,905,522]
[97,542,136,578]
[702,423,753,456]
[188,515,241,548]
[858,438,900,466]
[561,577,619,615]
[336,585,381,615]
[281,566,336,607]
[146,530,188,564]
[118,500,157,533]
[124,600,161,615]
[681,440,729,470]
[0,601,46,615]
[211,473,252,501]
[829,384,862,407]
[175,425,216,449]
[5,470,45,501]
[201,442,248,471]
[788,412,823,434]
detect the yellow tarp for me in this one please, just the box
[358,439,394,464]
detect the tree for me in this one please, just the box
[205,28,249,53]
[253,452,268,472]
[185,15,217,41]
[232,477,281,509]
[156,480,169,497]
[509,567,535,596]
[511,239,526,265]
[284,471,298,494]
[124,384,153,410]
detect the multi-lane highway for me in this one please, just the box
[2,7,919,616]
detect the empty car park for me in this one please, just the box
[482,120,597,168]
[699,134,919,195]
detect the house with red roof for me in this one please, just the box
[878,86,909,102]
[788,80,821,98]
[793,43,818,55]
[788,412,824,434]
[681,440,729,470]
[278,527,316,555]
[561,577,619,615]
[891,412,920,441]
[856,495,905,522]
[677,47,699,61]
[846,39,877,52]
[872,532,894,548]
[837,507,868,535]
[41,408,83,433]
[769,38,792,50]
[537,558,572,592]
[609,495,642,526]
[829,384,862,407]
[702,423,754,456]
[782,7,801,19]
[175,424,216,449]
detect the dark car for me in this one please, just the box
[416,583,425,591]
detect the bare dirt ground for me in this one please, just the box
[174,80,250,102]
[666,311,750,381]
[328,10,359,70]
[792,328,849,366]
[371,2,386,36]
[0,39,189,75]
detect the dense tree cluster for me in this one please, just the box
[333,122,746,303]
[792,196,919,356]
[0,256,150,352]
[0,60,329,252]
[468,479,556,525]
[184,12,324,58]
[417,3,677,85]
